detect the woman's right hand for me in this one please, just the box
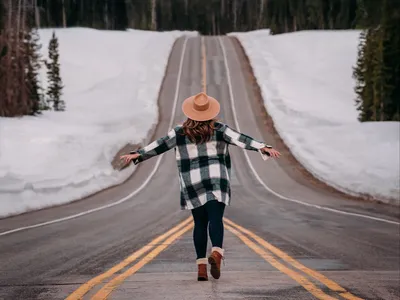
[120,153,140,165]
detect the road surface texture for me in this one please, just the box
[0,36,399,300]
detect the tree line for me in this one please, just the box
[34,0,360,35]
[353,0,400,121]
[0,0,64,117]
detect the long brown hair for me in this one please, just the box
[182,118,217,144]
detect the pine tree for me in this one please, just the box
[364,28,379,121]
[353,30,367,121]
[353,27,380,122]
[353,0,399,122]
[371,25,384,121]
[26,27,46,114]
[380,0,400,121]
[46,31,65,111]
[0,0,33,117]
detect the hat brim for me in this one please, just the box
[182,95,220,121]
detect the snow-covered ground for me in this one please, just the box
[0,28,197,218]
[230,29,400,204]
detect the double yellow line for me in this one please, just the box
[66,217,193,300]
[67,215,362,300]
[224,218,362,300]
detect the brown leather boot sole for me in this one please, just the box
[198,275,208,281]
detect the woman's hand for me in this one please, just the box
[120,153,140,165]
[261,147,281,158]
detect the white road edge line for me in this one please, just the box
[0,37,189,237]
[217,36,399,226]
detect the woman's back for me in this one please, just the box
[126,93,273,210]
[175,121,228,162]
[174,122,232,209]
[132,120,269,209]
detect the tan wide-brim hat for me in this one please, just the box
[182,92,220,121]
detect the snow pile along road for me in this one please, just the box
[231,29,400,205]
[0,28,197,218]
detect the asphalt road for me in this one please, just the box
[0,36,399,300]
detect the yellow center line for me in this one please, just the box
[225,218,363,300]
[91,223,194,300]
[66,217,193,300]
[201,36,207,93]
[225,224,337,300]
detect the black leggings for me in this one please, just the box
[191,200,226,259]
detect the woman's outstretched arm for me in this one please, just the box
[121,127,177,166]
[221,124,280,158]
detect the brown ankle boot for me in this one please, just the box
[208,248,224,279]
[197,264,208,281]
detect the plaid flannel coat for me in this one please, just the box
[132,122,270,210]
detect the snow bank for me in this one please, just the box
[230,29,400,204]
[0,28,197,218]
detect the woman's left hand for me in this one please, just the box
[120,153,140,165]
[261,147,281,158]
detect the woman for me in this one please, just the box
[120,92,281,281]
